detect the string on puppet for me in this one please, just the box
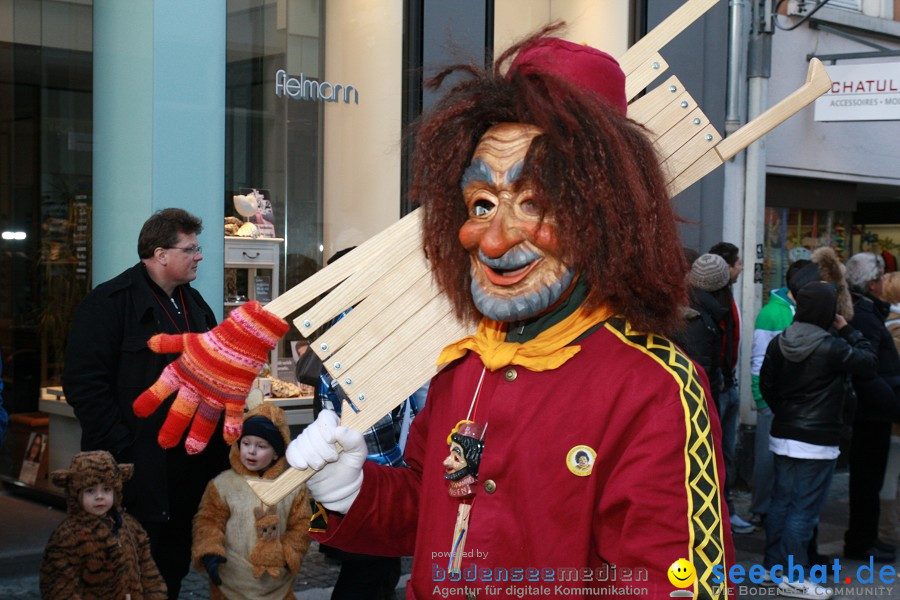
[442,367,488,575]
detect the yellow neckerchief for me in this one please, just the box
[438,304,612,372]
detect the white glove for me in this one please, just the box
[285,410,366,513]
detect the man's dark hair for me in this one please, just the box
[708,242,740,267]
[683,247,700,266]
[137,208,203,259]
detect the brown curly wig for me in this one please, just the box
[411,25,688,336]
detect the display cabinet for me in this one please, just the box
[224,236,283,366]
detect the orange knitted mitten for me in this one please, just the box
[133,301,289,454]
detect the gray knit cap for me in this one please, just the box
[690,253,730,292]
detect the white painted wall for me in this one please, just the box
[322,1,403,261]
[494,0,630,60]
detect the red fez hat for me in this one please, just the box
[507,37,627,115]
[447,420,486,444]
[456,421,485,440]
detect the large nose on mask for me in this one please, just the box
[479,202,529,259]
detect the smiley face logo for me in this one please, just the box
[668,559,696,588]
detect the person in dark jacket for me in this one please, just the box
[843,252,900,562]
[761,281,877,598]
[673,253,731,404]
[63,208,230,598]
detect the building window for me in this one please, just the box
[826,0,862,11]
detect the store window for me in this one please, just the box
[0,0,93,489]
[226,0,324,301]
[225,0,326,372]
[826,0,862,11]
[762,206,853,297]
[224,0,408,369]
[0,0,93,405]
[851,225,900,272]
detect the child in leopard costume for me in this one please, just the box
[40,450,166,599]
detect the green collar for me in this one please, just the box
[504,277,591,343]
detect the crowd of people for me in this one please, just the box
[677,244,900,599]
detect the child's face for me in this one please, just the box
[81,484,114,516]
[240,435,277,472]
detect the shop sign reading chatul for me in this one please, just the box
[275,69,358,105]
[814,62,900,122]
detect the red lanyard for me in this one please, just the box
[151,288,190,334]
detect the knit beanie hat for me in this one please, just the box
[690,253,730,292]
[241,415,286,458]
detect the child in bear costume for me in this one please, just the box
[40,450,166,599]
[192,401,311,600]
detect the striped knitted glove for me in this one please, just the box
[133,301,289,454]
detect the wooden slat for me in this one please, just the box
[248,301,468,507]
[665,146,723,196]
[654,107,713,161]
[249,463,316,505]
[624,53,668,102]
[307,255,436,360]
[628,75,684,126]
[642,89,698,142]
[339,314,470,432]
[264,209,422,318]
[327,291,460,399]
[665,59,831,197]
[296,242,424,340]
[319,277,447,373]
[618,0,720,77]
[714,58,831,162]
[661,124,722,181]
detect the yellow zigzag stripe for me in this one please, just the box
[604,318,728,600]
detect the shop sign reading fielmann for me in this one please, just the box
[814,62,900,121]
[275,69,358,104]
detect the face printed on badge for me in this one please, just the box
[458,123,574,322]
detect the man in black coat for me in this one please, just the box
[63,208,230,598]
[843,251,900,563]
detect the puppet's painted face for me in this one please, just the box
[459,123,573,322]
[443,440,469,479]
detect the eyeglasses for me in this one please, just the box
[168,245,203,256]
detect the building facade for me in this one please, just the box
[2,0,896,492]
